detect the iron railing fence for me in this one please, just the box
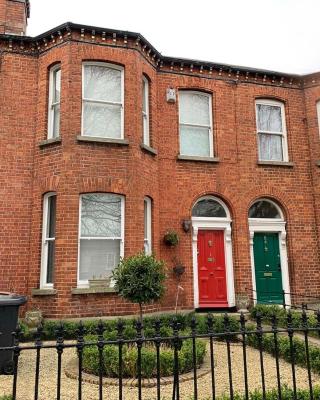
[0,310,320,400]
[246,288,320,311]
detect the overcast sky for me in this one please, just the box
[27,0,320,75]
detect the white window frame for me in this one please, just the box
[191,196,235,308]
[40,192,56,289]
[317,100,320,137]
[77,193,125,287]
[47,64,61,139]
[144,197,152,255]
[255,99,288,162]
[178,90,214,157]
[81,62,124,139]
[142,76,150,146]
[248,198,290,307]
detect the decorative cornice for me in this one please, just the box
[0,22,319,88]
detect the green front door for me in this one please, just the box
[253,232,283,304]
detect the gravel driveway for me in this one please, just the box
[0,340,318,400]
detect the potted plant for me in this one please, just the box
[88,274,112,288]
[113,253,166,324]
[163,230,180,247]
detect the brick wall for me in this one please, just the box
[0,30,319,318]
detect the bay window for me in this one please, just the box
[255,99,288,162]
[82,62,124,139]
[48,65,61,138]
[179,91,213,157]
[78,193,124,285]
[40,193,56,288]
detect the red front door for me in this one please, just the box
[197,230,228,307]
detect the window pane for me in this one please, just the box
[192,199,227,218]
[47,195,56,238]
[249,200,281,218]
[83,102,121,138]
[179,92,210,126]
[144,200,148,241]
[54,69,61,103]
[81,194,121,237]
[46,240,55,284]
[180,125,210,157]
[84,65,121,103]
[258,133,283,161]
[142,79,148,113]
[257,104,282,132]
[143,115,149,145]
[79,239,120,280]
[52,104,60,138]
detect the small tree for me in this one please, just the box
[113,253,166,324]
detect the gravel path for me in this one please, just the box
[0,340,318,400]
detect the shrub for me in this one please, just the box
[245,323,320,375]
[19,312,241,342]
[82,338,206,378]
[212,385,320,400]
[113,253,166,323]
[250,305,318,332]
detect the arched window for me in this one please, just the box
[248,199,283,219]
[192,197,227,218]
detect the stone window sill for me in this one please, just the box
[316,160,320,167]
[77,135,129,146]
[140,143,157,155]
[257,161,294,167]
[39,137,62,148]
[31,288,57,296]
[177,155,220,163]
[71,287,118,295]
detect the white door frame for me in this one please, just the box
[192,217,235,308]
[248,219,291,307]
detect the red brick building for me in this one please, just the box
[0,0,320,318]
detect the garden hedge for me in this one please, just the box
[214,385,320,400]
[19,313,240,341]
[250,305,320,339]
[83,336,206,378]
[245,323,320,375]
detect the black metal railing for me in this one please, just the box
[1,310,320,400]
[247,288,320,311]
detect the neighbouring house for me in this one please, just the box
[0,0,320,318]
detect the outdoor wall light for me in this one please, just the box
[182,219,191,233]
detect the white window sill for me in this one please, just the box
[71,287,118,295]
[77,135,129,145]
[39,137,62,147]
[177,155,220,163]
[140,143,157,155]
[257,161,294,167]
[31,288,57,296]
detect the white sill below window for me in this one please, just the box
[77,135,129,145]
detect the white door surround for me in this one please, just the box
[192,217,235,308]
[248,219,291,307]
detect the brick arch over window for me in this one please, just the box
[79,177,128,194]
[38,176,60,193]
